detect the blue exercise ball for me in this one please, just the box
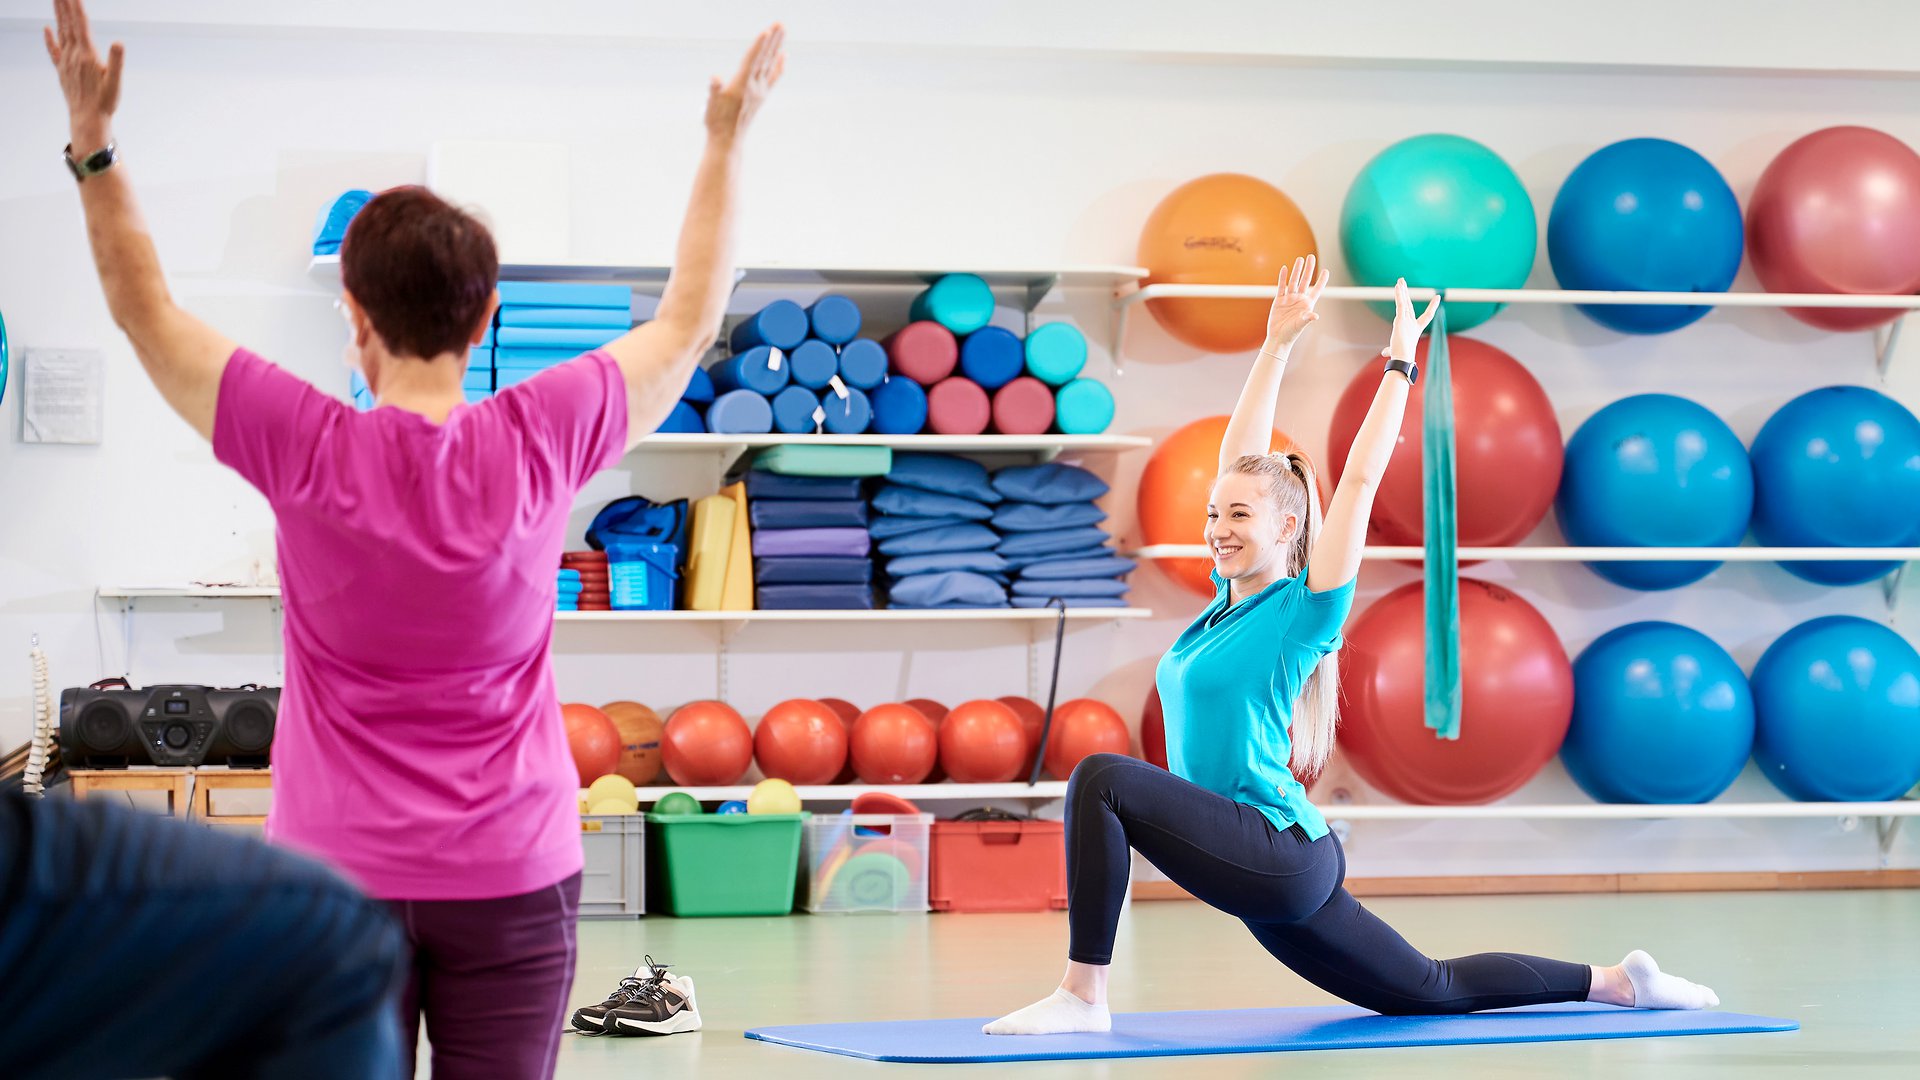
[1547,139,1743,334]
[1751,616,1920,802]
[1749,386,1920,585]
[1562,622,1754,804]
[1555,394,1753,590]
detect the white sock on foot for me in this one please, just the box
[1621,950,1719,1010]
[983,988,1112,1035]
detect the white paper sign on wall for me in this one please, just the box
[20,348,104,445]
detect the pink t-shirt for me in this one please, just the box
[214,348,627,900]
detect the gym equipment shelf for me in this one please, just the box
[628,781,1069,803]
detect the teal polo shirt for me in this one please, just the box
[1154,570,1357,840]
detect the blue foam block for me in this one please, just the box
[497,281,631,310]
[497,306,632,329]
[745,1003,1796,1064]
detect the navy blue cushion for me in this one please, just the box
[1010,578,1131,598]
[1017,555,1136,580]
[1003,544,1111,570]
[992,501,1108,532]
[869,515,970,540]
[749,499,869,530]
[879,523,1001,556]
[757,583,875,610]
[873,485,994,521]
[888,571,1009,608]
[887,453,1002,504]
[754,557,874,585]
[1011,595,1130,608]
[996,526,1112,557]
[991,463,1110,505]
[744,470,865,501]
[886,551,1011,577]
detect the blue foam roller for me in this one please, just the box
[909,273,994,335]
[497,281,630,310]
[312,189,371,256]
[808,295,862,345]
[838,338,888,390]
[960,325,1025,390]
[746,1002,1797,1064]
[869,376,928,435]
[1025,322,1088,386]
[682,364,715,404]
[1054,378,1115,435]
[707,389,774,435]
[789,339,840,390]
[772,385,822,434]
[729,299,809,352]
[821,386,873,435]
[657,400,706,434]
[712,346,792,396]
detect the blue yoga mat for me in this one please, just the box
[745,1002,1795,1064]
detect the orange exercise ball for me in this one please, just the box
[1137,415,1299,596]
[850,703,939,785]
[562,703,623,787]
[754,699,849,786]
[939,699,1028,783]
[1138,173,1318,353]
[1338,579,1574,804]
[662,700,754,786]
[906,698,951,783]
[600,700,664,786]
[819,697,863,783]
[1044,698,1133,779]
[1141,686,1168,770]
[996,695,1047,780]
[1327,337,1562,549]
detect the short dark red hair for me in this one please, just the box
[340,186,498,359]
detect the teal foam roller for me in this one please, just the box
[909,274,994,336]
[1055,378,1114,435]
[1025,323,1087,386]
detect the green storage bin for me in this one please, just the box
[647,812,808,917]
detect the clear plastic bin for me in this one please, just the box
[804,812,933,914]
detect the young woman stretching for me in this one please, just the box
[988,260,1719,1035]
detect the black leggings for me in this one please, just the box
[1065,754,1591,1015]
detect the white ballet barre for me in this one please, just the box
[1130,544,1920,562]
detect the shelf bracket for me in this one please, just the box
[1874,314,1905,382]
[1883,562,1907,616]
[1108,292,1137,380]
[1023,274,1060,333]
[1876,815,1904,867]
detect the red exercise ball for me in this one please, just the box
[939,699,1028,783]
[906,699,951,782]
[1138,415,1299,596]
[753,699,848,785]
[1138,173,1318,353]
[562,702,623,787]
[1044,699,1133,779]
[819,697,863,783]
[1338,579,1574,805]
[1328,337,1561,549]
[1747,126,1920,332]
[850,703,938,785]
[1141,686,1168,770]
[996,695,1047,779]
[662,700,754,786]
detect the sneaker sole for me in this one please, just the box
[570,1011,612,1034]
[611,1011,702,1036]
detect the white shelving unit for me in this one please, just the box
[632,781,1068,804]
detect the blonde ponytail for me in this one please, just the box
[1225,452,1340,777]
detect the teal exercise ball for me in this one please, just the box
[1751,616,1920,802]
[1563,622,1754,804]
[1340,134,1536,331]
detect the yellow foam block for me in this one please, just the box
[719,480,755,611]
[685,493,736,611]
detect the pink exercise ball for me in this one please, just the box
[1746,126,1920,332]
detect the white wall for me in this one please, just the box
[1,2,1915,876]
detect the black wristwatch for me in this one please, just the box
[64,141,118,182]
[1383,353,1419,385]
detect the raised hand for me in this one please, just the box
[1264,254,1330,352]
[44,0,122,147]
[706,24,786,143]
[1388,278,1441,360]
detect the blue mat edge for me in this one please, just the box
[743,1007,1800,1064]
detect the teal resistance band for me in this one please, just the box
[1422,299,1462,740]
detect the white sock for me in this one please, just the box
[983,987,1111,1035]
[1621,950,1719,1010]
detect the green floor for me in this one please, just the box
[532,890,1917,1078]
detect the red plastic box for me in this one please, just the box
[928,819,1067,912]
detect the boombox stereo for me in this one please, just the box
[59,683,279,769]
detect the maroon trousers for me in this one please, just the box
[386,873,581,1080]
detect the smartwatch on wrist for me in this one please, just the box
[1383,352,1419,385]
[64,141,118,182]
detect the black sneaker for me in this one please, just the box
[608,969,701,1036]
[570,956,670,1034]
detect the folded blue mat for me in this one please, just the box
[869,515,968,540]
[1011,596,1131,608]
[745,471,865,502]
[495,326,623,349]
[498,281,630,310]
[744,1002,1797,1064]
[1011,578,1131,598]
[499,306,633,329]
[885,551,1011,577]
[997,526,1112,557]
[1003,544,1111,570]
[756,583,875,610]
[992,462,1111,505]
[872,485,994,522]
[1019,555,1136,580]
[993,501,1109,532]
[753,528,871,558]
[749,499,869,530]
[888,453,1002,504]
[494,347,582,364]
[754,557,874,585]
[888,571,1007,608]
[879,523,1001,556]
